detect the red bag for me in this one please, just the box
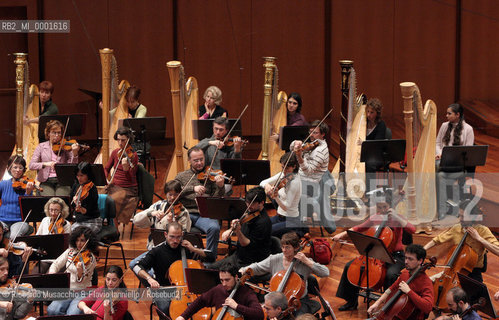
[309,238,332,265]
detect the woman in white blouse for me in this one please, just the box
[37,197,71,235]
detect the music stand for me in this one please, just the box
[185,268,220,294]
[36,315,96,320]
[78,88,102,139]
[18,272,70,316]
[347,230,394,311]
[38,114,87,142]
[440,145,488,173]
[54,164,107,186]
[121,117,166,164]
[17,233,69,262]
[458,272,497,318]
[192,119,242,140]
[279,126,309,151]
[220,159,270,186]
[19,196,71,229]
[196,196,246,221]
[360,139,406,172]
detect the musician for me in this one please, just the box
[263,292,290,320]
[436,103,474,160]
[174,147,224,262]
[0,257,33,320]
[78,265,128,320]
[270,92,307,142]
[199,85,228,119]
[290,120,329,183]
[260,153,302,237]
[195,116,242,170]
[109,85,147,119]
[333,192,415,311]
[240,232,329,315]
[23,80,58,124]
[435,287,482,320]
[37,197,71,235]
[132,222,205,315]
[47,226,98,316]
[210,186,272,270]
[175,263,265,320]
[104,127,139,228]
[70,162,102,234]
[424,199,499,282]
[0,155,34,238]
[0,223,32,278]
[29,119,80,196]
[367,244,434,320]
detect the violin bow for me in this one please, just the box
[9,247,32,305]
[92,267,131,314]
[228,194,258,237]
[6,209,32,253]
[108,137,131,185]
[6,154,20,177]
[49,211,63,234]
[56,117,71,159]
[159,171,197,223]
[203,104,249,187]
[63,238,90,272]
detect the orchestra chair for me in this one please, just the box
[129,164,155,240]
[97,193,127,274]
[250,236,282,285]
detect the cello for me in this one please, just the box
[212,269,253,320]
[433,230,478,310]
[168,245,211,320]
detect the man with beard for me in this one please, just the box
[175,147,225,262]
[435,287,482,320]
[0,257,33,320]
[175,263,264,320]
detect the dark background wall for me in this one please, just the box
[1,0,498,152]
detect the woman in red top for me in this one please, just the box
[104,127,139,228]
[78,265,128,320]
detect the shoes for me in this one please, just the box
[338,301,358,311]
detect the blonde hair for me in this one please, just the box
[44,120,64,140]
[44,197,70,219]
[203,86,222,105]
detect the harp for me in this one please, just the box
[259,57,287,176]
[163,61,199,184]
[96,48,130,165]
[395,82,437,229]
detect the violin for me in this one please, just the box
[223,136,249,148]
[48,216,65,234]
[12,176,43,192]
[301,140,320,152]
[0,278,34,300]
[212,269,253,320]
[72,182,94,208]
[117,145,135,168]
[269,173,295,198]
[2,238,47,256]
[70,249,93,274]
[52,138,89,153]
[197,168,235,184]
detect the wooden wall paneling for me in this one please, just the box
[460,0,499,101]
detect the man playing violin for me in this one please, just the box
[333,191,415,311]
[133,222,206,315]
[367,244,434,320]
[0,257,33,320]
[175,147,225,262]
[29,119,80,196]
[241,231,329,315]
[195,116,242,171]
[210,187,272,270]
[176,263,265,320]
[0,223,32,278]
[104,126,139,228]
[263,292,291,320]
[435,287,482,320]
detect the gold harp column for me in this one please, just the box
[167,61,184,174]
[401,82,417,222]
[338,60,353,188]
[261,57,277,161]
[99,48,112,166]
[14,53,28,156]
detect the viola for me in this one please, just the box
[52,139,89,153]
[212,269,252,320]
[197,168,235,184]
[12,176,43,192]
[49,217,65,234]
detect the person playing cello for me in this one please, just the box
[333,190,415,311]
[0,256,34,320]
[367,244,434,320]
[175,263,264,320]
[263,292,292,320]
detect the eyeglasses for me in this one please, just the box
[50,131,62,136]
[49,209,62,213]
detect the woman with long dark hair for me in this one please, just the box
[436,103,474,159]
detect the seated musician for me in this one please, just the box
[175,263,264,320]
[109,85,147,119]
[195,116,242,170]
[199,86,228,119]
[129,180,192,271]
[47,226,98,316]
[70,162,102,234]
[290,120,329,183]
[270,93,307,142]
[263,292,291,320]
[37,197,71,235]
[104,126,139,228]
[435,287,482,320]
[132,222,205,315]
[0,257,33,320]
[333,191,415,311]
[23,80,58,124]
[0,223,32,278]
[29,119,80,196]
[260,153,302,238]
[78,265,128,320]
[367,244,434,320]
[0,155,35,238]
[174,147,224,262]
[424,199,499,282]
[240,231,329,315]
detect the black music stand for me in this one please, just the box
[122,117,166,167]
[440,145,488,173]
[220,159,270,186]
[458,272,497,318]
[185,268,220,294]
[360,139,406,172]
[347,230,394,312]
[78,88,102,139]
[19,272,70,316]
[19,196,71,229]
[36,315,96,320]
[54,164,107,186]
[192,119,242,140]
[17,233,69,263]
[279,125,309,150]
[196,196,246,221]
[38,114,87,142]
